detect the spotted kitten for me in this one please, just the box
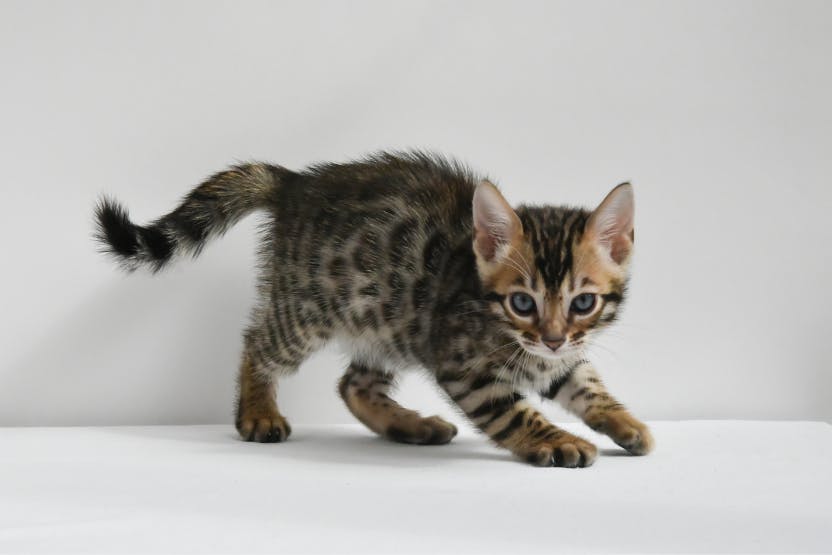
[95,152,653,467]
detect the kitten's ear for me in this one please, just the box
[585,182,634,265]
[472,180,523,262]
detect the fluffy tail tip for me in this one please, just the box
[94,197,175,272]
[94,197,142,260]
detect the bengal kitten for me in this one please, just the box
[95,152,653,467]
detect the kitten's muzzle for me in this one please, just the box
[542,335,565,352]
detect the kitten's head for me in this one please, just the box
[472,181,634,361]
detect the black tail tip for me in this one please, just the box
[94,197,140,258]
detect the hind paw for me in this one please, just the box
[385,415,458,445]
[236,414,292,443]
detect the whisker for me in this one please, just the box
[512,249,534,279]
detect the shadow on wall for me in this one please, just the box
[0,269,252,426]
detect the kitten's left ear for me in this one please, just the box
[585,182,634,265]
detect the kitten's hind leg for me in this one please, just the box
[235,351,292,443]
[236,298,326,443]
[338,363,458,445]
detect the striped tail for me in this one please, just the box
[94,162,295,272]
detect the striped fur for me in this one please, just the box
[95,151,652,465]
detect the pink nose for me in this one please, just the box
[542,336,565,352]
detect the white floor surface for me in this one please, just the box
[1,421,830,554]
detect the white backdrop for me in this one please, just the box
[1,0,829,427]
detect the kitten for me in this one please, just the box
[95,152,653,467]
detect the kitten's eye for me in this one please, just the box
[570,293,597,315]
[509,292,537,316]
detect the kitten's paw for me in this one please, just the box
[525,435,598,468]
[236,414,292,443]
[385,415,458,445]
[603,412,654,455]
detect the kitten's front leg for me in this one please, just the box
[439,372,597,467]
[546,361,654,455]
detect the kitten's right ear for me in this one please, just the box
[472,180,523,262]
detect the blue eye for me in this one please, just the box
[509,292,536,316]
[570,293,597,314]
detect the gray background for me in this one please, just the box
[1,0,829,427]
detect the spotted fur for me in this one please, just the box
[95,151,653,466]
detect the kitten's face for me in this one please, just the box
[472,182,634,362]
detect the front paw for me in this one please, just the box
[523,434,598,468]
[602,412,654,455]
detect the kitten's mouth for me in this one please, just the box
[519,339,568,361]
